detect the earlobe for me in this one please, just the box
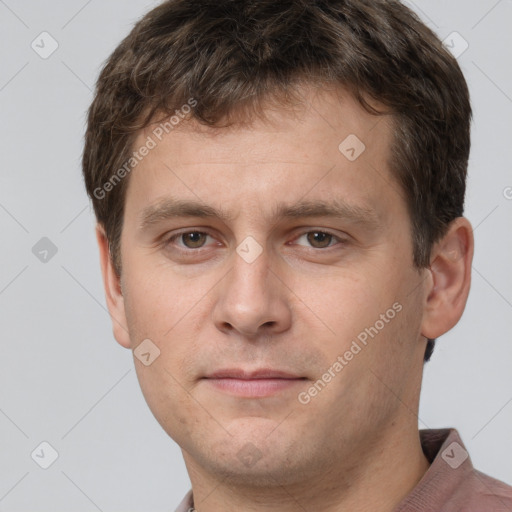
[421,217,474,340]
[95,224,131,349]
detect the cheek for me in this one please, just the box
[307,271,411,372]
[301,271,391,332]
[122,265,204,339]
[122,267,215,394]
[133,360,200,444]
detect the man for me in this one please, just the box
[82,0,512,510]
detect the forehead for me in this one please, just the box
[124,86,401,226]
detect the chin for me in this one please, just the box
[188,427,313,486]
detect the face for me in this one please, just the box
[107,86,431,486]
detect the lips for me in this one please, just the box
[205,368,303,379]
[203,368,306,398]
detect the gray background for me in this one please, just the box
[0,0,511,510]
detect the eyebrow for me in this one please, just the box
[138,197,381,231]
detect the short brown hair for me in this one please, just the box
[82,0,472,362]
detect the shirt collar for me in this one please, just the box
[393,427,474,511]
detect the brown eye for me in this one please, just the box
[180,231,208,248]
[305,231,335,248]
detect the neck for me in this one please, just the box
[183,420,431,512]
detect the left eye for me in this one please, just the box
[294,231,341,249]
[168,231,212,249]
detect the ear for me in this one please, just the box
[421,217,474,339]
[95,224,131,349]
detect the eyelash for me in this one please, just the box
[164,229,347,254]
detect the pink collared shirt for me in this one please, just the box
[174,428,512,511]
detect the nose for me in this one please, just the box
[211,243,292,340]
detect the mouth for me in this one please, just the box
[203,368,307,398]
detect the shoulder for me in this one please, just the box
[450,469,512,511]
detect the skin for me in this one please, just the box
[96,84,474,511]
